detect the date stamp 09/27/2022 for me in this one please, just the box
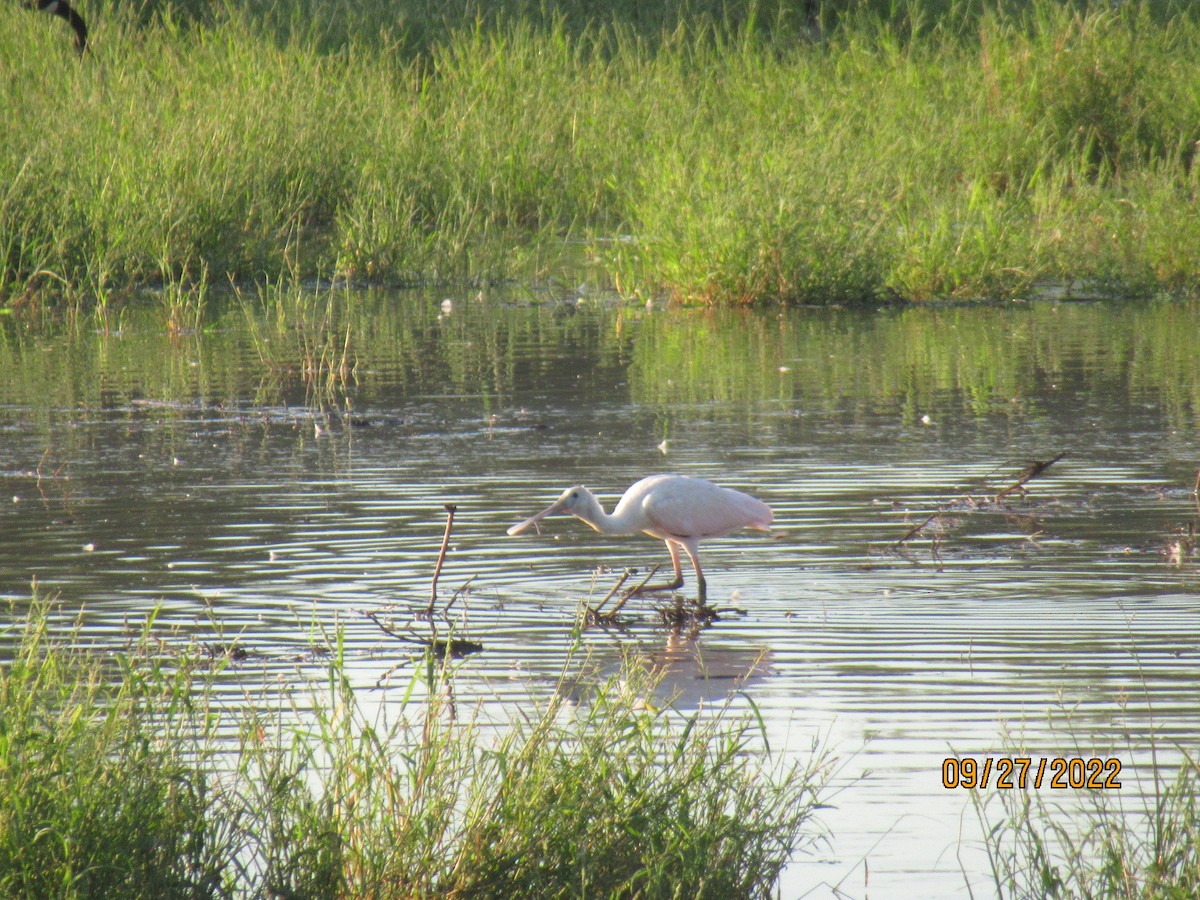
[942,757,1122,790]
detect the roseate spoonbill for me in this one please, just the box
[507,474,773,604]
[28,0,88,52]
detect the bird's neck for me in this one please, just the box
[578,497,631,536]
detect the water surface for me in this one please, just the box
[2,292,1199,897]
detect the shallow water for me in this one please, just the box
[2,291,1199,897]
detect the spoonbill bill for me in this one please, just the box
[507,474,773,603]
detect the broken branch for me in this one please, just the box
[994,452,1067,504]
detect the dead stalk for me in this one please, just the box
[607,565,661,617]
[993,452,1067,504]
[893,451,1067,551]
[443,574,476,615]
[362,609,481,661]
[895,512,940,547]
[587,565,661,625]
[427,504,457,615]
[591,569,634,617]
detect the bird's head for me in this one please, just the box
[507,485,595,535]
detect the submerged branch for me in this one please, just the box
[895,511,941,548]
[993,452,1067,504]
[362,503,482,665]
[892,451,1067,550]
[362,609,482,660]
[585,565,662,627]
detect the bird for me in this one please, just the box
[507,474,773,605]
[27,0,88,53]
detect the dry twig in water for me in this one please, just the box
[585,566,661,626]
[892,451,1067,551]
[993,452,1067,504]
[363,609,482,660]
[427,504,457,615]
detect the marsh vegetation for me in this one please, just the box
[5,0,1200,311]
[0,594,829,898]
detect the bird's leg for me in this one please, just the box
[680,541,709,608]
[630,541,686,594]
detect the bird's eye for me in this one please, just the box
[569,491,579,499]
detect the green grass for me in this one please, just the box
[0,597,230,898]
[237,278,359,405]
[0,591,829,898]
[4,0,1200,312]
[977,748,1200,898]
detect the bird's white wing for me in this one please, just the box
[640,477,771,539]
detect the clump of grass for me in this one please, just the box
[12,0,1200,311]
[456,667,826,895]
[241,644,831,897]
[0,591,231,899]
[0,590,829,897]
[618,1,1200,304]
[976,746,1200,898]
[157,256,209,339]
[238,279,358,404]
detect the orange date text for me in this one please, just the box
[941,756,1121,790]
